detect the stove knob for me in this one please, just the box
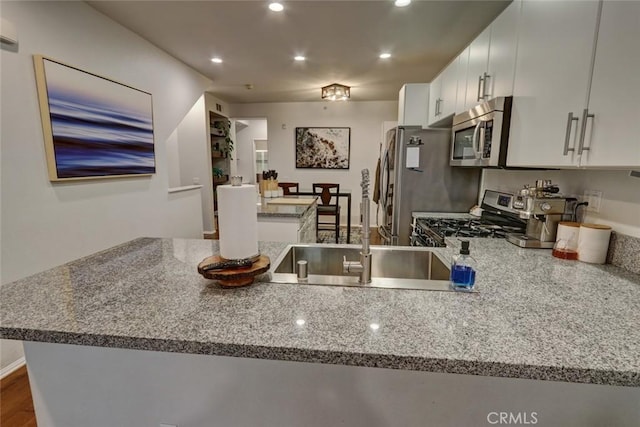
[540,202,552,212]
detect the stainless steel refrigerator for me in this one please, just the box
[377,126,481,245]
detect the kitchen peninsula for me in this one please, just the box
[1,238,639,426]
[257,195,317,243]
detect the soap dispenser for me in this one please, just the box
[450,240,476,291]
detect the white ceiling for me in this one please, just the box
[87,0,510,104]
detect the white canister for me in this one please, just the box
[577,223,612,264]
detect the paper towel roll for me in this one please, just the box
[218,184,259,260]
[577,223,612,264]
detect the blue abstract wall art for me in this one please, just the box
[34,56,155,181]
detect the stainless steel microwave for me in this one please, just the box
[450,96,512,167]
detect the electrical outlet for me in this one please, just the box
[583,190,602,213]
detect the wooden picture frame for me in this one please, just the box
[295,127,350,169]
[33,55,155,181]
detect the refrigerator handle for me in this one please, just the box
[380,147,389,206]
[390,127,405,244]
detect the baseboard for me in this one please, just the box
[0,356,26,379]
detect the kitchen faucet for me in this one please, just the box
[343,169,372,284]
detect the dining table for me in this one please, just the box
[290,189,352,243]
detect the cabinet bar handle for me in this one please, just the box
[563,112,579,155]
[578,108,595,154]
[482,72,491,100]
[439,98,443,116]
[477,75,484,102]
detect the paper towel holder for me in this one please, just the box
[230,176,242,186]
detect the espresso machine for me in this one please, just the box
[506,180,576,248]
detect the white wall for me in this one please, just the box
[0,1,212,370]
[166,129,182,188]
[481,169,640,237]
[175,95,213,232]
[578,170,640,237]
[234,119,268,182]
[231,101,398,225]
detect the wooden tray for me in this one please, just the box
[197,255,270,287]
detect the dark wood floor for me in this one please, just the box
[0,366,37,427]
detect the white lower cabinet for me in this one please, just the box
[257,203,317,244]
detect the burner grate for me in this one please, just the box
[413,217,525,247]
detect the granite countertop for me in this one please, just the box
[257,196,317,218]
[1,237,639,387]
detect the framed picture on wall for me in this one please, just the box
[33,55,155,181]
[295,127,350,169]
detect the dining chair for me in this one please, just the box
[313,183,340,243]
[278,182,299,195]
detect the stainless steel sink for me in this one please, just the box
[270,244,457,291]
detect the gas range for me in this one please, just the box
[412,216,525,247]
[411,191,526,247]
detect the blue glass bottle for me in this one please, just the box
[450,240,477,291]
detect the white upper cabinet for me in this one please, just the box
[398,83,430,128]
[458,1,520,112]
[440,59,458,118]
[427,59,458,127]
[462,27,491,111]
[508,0,640,169]
[507,0,600,167]
[427,74,442,127]
[455,47,470,113]
[580,1,640,168]
[485,0,520,100]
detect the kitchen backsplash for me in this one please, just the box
[480,169,640,238]
[607,232,640,275]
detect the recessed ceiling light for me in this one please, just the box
[294,55,306,61]
[269,2,284,12]
[394,0,411,7]
[211,57,223,63]
[379,53,391,59]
